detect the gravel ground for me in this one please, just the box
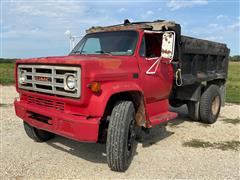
[0,85,240,179]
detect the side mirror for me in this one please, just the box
[161,31,175,60]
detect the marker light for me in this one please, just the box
[88,82,101,93]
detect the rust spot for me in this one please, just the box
[86,24,152,33]
[161,49,172,54]
[100,60,121,69]
[135,99,146,126]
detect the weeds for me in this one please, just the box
[0,103,13,107]
[183,139,240,151]
[221,118,240,125]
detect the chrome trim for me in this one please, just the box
[18,65,81,98]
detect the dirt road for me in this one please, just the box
[1,85,239,179]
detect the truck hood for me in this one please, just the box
[16,55,137,80]
[16,55,130,65]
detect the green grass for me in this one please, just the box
[226,62,240,104]
[0,63,15,85]
[221,118,240,125]
[0,103,13,107]
[0,61,239,104]
[183,139,240,151]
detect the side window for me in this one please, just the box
[139,36,146,57]
[81,38,101,54]
[144,33,162,58]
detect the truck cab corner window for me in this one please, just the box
[143,33,162,59]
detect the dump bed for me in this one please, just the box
[179,36,230,86]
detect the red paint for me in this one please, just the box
[14,100,100,142]
[14,30,177,142]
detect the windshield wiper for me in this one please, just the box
[71,50,81,54]
[71,50,88,55]
[94,50,112,55]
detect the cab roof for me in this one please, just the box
[86,19,181,34]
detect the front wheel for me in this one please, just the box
[106,101,137,172]
[23,122,55,142]
[199,85,221,124]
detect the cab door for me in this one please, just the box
[138,31,175,103]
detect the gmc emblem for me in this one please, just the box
[35,76,51,82]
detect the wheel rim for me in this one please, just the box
[127,119,136,158]
[211,95,220,116]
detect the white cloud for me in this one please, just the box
[203,36,223,41]
[147,10,154,15]
[190,23,224,35]
[167,0,208,11]
[228,22,240,31]
[141,10,154,19]
[10,1,85,18]
[3,1,120,40]
[209,23,219,28]
[118,8,127,13]
[216,14,228,20]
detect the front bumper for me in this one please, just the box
[14,100,100,142]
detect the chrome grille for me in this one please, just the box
[18,65,81,98]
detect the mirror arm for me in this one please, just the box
[146,56,162,75]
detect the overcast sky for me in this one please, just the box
[1,0,239,58]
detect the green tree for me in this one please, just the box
[230,55,240,62]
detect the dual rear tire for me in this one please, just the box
[187,85,221,124]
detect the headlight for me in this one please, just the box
[19,70,26,84]
[65,74,76,90]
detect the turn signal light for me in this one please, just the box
[88,82,101,93]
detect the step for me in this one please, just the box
[149,111,178,127]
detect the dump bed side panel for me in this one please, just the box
[179,36,230,85]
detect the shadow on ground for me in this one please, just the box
[47,137,107,164]
[46,105,192,164]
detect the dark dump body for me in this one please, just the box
[179,35,230,85]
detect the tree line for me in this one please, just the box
[229,55,240,62]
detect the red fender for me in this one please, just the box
[87,81,145,117]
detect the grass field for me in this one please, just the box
[0,61,239,103]
[226,62,240,104]
[0,63,15,85]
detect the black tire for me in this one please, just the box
[187,100,200,121]
[106,101,137,172]
[23,122,55,142]
[199,85,221,124]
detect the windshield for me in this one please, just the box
[70,30,138,56]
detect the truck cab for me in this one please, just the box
[14,20,230,172]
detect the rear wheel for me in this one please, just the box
[106,101,137,172]
[23,122,55,142]
[187,100,200,121]
[199,85,221,124]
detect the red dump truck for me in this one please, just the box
[14,20,230,172]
